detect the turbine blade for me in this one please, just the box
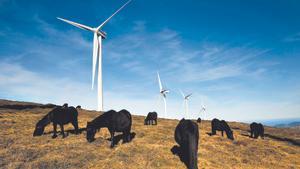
[157,72,162,91]
[96,0,132,30]
[57,17,94,32]
[179,89,185,98]
[186,93,192,98]
[92,33,99,89]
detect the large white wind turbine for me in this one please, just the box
[157,72,169,118]
[57,0,132,111]
[180,90,192,119]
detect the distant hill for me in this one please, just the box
[0,99,57,110]
[275,121,300,128]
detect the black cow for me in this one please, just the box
[171,118,199,169]
[250,122,264,139]
[76,105,81,109]
[196,118,201,123]
[144,112,158,125]
[33,106,79,138]
[211,118,234,140]
[86,109,132,148]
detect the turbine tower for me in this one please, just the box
[180,90,192,119]
[157,72,169,118]
[57,0,132,111]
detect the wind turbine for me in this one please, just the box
[57,0,132,111]
[200,99,206,113]
[180,90,192,119]
[199,97,206,120]
[157,72,169,118]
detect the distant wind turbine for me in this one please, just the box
[157,72,169,118]
[199,97,206,121]
[57,0,132,111]
[180,90,192,119]
[200,98,206,113]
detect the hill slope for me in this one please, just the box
[0,101,299,169]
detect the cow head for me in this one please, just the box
[33,124,45,136]
[86,122,96,142]
[227,130,234,140]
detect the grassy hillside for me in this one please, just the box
[0,101,299,169]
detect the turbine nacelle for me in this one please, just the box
[184,93,192,100]
[160,89,169,94]
[96,30,107,39]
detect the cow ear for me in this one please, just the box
[87,122,91,125]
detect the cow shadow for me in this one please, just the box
[106,132,136,146]
[241,133,251,137]
[206,132,213,136]
[171,145,189,168]
[43,128,86,137]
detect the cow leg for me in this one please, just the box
[211,129,216,135]
[52,123,58,139]
[60,124,66,138]
[254,131,257,139]
[110,131,115,148]
[127,129,131,142]
[250,131,253,138]
[122,130,130,144]
[122,132,127,143]
[155,119,157,125]
[221,131,224,137]
[72,120,79,135]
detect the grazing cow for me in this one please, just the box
[86,109,132,148]
[250,122,264,139]
[211,118,234,140]
[171,118,199,169]
[196,118,201,123]
[33,106,79,138]
[76,105,81,109]
[144,112,158,125]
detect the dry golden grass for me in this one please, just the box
[0,106,299,169]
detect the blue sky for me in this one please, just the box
[0,0,299,121]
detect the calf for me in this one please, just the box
[211,118,234,140]
[86,109,132,148]
[172,118,199,169]
[250,122,264,139]
[196,118,201,123]
[33,106,79,138]
[144,112,158,125]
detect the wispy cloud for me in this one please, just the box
[104,21,272,84]
[283,32,300,42]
